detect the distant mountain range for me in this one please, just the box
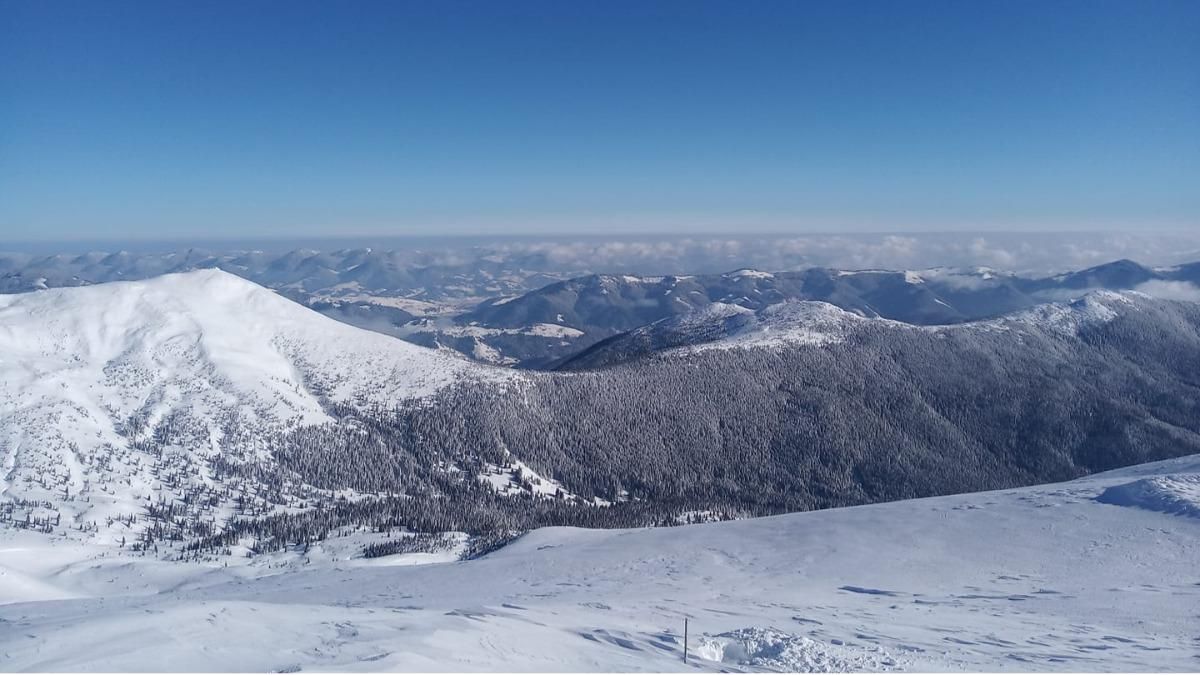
[0,247,562,299]
[469,259,1200,366]
[6,250,1195,368]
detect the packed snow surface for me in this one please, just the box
[2,455,1198,671]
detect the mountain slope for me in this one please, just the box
[0,270,505,542]
[557,300,863,369]
[396,291,1200,515]
[2,453,1198,671]
[1027,258,1156,291]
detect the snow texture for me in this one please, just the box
[2,454,1198,671]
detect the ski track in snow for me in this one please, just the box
[2,455,1199,672]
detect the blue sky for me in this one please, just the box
[1,0,1197,241]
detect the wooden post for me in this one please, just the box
[683,617,689,664]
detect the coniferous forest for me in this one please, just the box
[52,294,1195,560]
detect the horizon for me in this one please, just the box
[4,230,1200,279]
[4,227,1194,248]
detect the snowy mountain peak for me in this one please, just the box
[0,272,507,541]
[558,300,863,369]
[1000,289,1139,334]
[682,300,861,352]
[668,301,753,324]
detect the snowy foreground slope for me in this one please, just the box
[0,270,505,539]
[2,455,1198,672]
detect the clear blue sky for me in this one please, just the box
[1,0,1197,241]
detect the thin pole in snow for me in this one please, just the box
[683,617,688,664]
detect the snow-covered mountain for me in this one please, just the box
[556,300,861,369]
[2,453,1197,671]
[465,261,1200,367]
[463,268,976,366]
[0,270,507,543]
[5,272,1200,568]
[398,290,1200,521]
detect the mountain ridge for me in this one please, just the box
[557,289,1152,370]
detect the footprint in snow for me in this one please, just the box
[839,585,903,597]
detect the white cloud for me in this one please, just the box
[1133,280,1200,302]
[466,232,1200,278]
[8,232,1200,284]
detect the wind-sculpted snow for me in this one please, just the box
[1,455,1198,671]
[1096,474,1200,518]
[0,270,508,542]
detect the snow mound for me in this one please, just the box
[0,564,78,605]
[696,627,898,672]
[1096,474,1200,518]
